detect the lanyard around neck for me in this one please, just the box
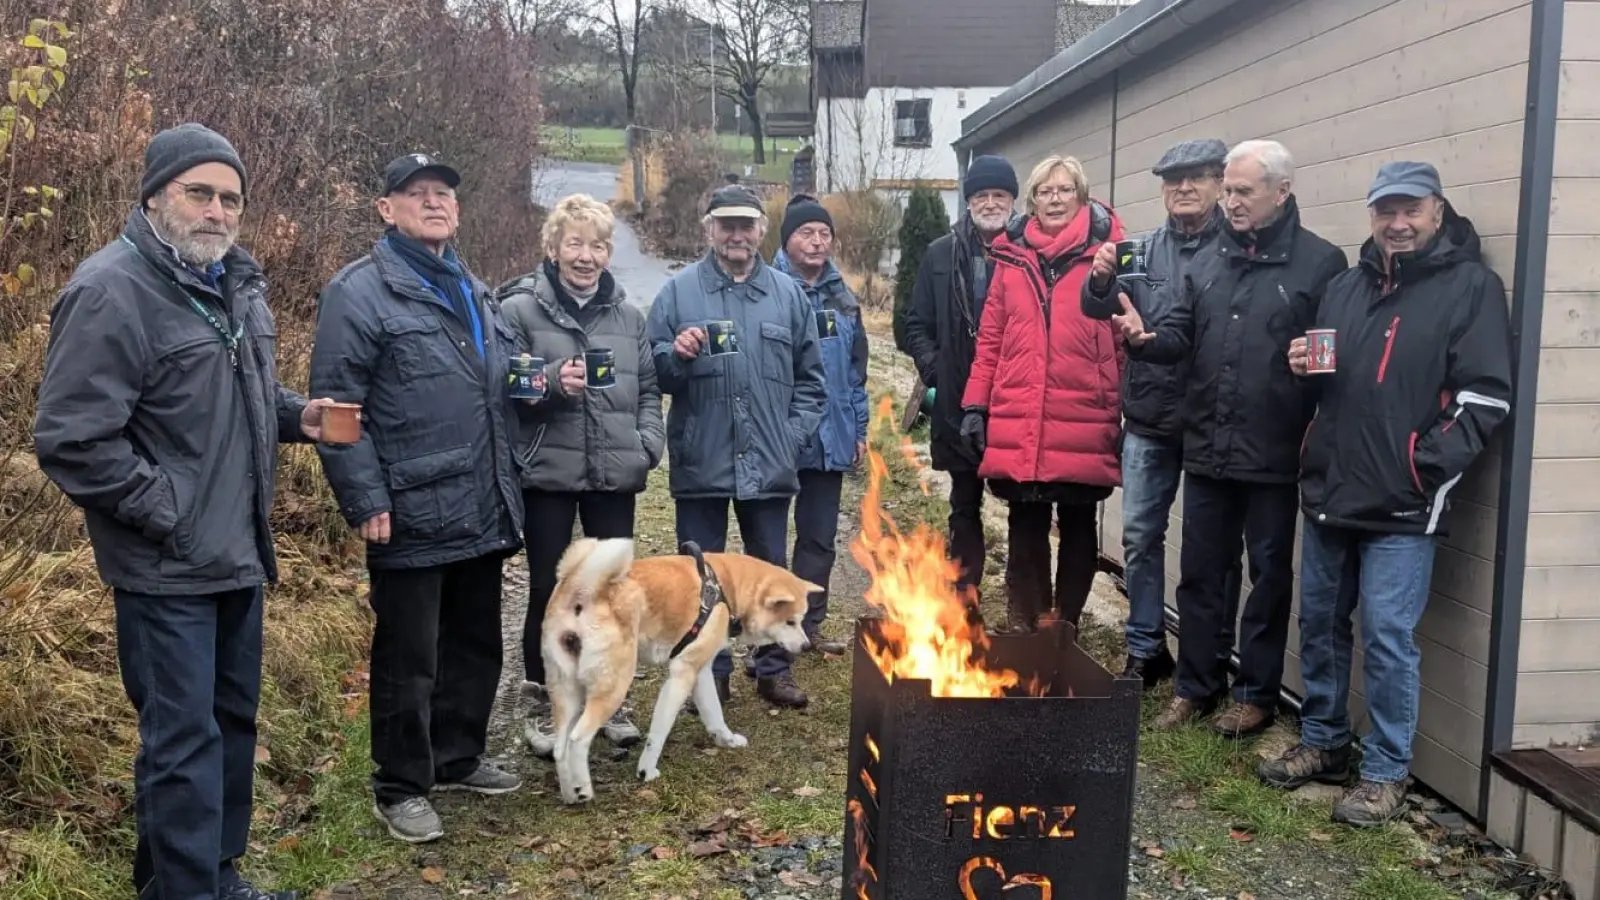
[121,235,246,368]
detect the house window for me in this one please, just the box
[894,98,932,148]
[957,90,967,109]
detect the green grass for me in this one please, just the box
[541,124,802,180]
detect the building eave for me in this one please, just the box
[954,0,1248,151]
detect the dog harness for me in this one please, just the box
[669,541,732,659]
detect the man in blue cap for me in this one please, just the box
[1257,161,1512,827]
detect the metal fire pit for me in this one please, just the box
[841,616,1142,899]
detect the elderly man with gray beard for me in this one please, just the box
[34,123,331,900]
[901,156,1019,605]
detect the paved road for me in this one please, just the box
[530,160,679,309]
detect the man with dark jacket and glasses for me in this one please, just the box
[1258,162,1511,828]
[35,123,330,900]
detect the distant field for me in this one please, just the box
[541,125,801,181]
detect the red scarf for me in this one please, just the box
[1023,204,1094,261]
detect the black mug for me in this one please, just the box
[815,308,840,340]
[705,319,740,355]
[1115,238,1149,281]
[507,354,547,401]
[584,348,616,389]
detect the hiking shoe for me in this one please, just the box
[435,761,521,795]
[222,882,298,900]
[521,681,557,759]
[1121,647,1176,690]
[1152,695,1213,731]
[1333,779,1409,828]
[1211,701,1274,738]
[756,672,809,709]
[805,631,849,656]
[601,704,642,748]
[372,796,444,843]
[1258,742,1352,790]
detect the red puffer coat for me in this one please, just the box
[961,201,1126,488]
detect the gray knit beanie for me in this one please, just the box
[140,123,248,205]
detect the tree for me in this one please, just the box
[698,0,807,164]
[597,0,653,125]
[893,185,951,353]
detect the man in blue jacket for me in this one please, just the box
[774,195,869,661]
[646,184,827,709]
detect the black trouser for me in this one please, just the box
[116,587,262,900]
[947,470,987,596]
[792,469,845,637]
[1005,500,1099,629]
[368,553,504,806]
[675,496,793,681]
[1173,474,1298,707]
[520,489,637,685]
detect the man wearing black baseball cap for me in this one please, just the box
[645,183,826,710]
[1261,161,1512,828]
[310,153,527,842]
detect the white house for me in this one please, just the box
[810,0,1123,223]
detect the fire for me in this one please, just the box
[847,798,877,899]
[852,396,1041,698]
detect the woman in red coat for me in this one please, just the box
[959,154,1126,633]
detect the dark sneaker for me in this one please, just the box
[1121,647,1176,690]
[805,632,849,656]
[435,761,521,795]
[222,881,298,900]
[521,681,556,759]
[756,672,809,709]
[601,704,642,748]
[1210,702,1274,738]
[372,796,444,843]
[1258,742,1352,790]
[1333,779,1409,827]
[1152,695,1214,731]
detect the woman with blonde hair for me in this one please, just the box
[496,193,664,758]
[959,155,1127,633]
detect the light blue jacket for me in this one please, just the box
[645,254,826,500]
[775,252,869,472]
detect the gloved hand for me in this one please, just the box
[959,407,988,460]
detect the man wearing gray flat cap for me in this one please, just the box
[1259,161,1512,828]
[1081,137,1240,690]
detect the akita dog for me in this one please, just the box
[541,537,815,803]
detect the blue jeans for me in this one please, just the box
[674,496,793,680]
[1296,519,1436,784]
[1121,433,1242,661]
[116,587,263,900]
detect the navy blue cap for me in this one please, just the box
[1367,161,1443,206]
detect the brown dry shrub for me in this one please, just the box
[822,190,900,278]
[636,130,727,259]
[0,0,546,884]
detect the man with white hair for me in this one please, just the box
[1112,139,1347,738]
[645,184,826,709]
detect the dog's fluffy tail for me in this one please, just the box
[557,537,635,595]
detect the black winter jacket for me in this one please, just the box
[310,237,525,570]
[1082,207,1224,441]
[1134,197,1347,483]
[902,215,1005,473]
[1299,207,1512,536]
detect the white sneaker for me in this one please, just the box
[521,681,557,759]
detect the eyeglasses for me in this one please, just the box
[1034,186,1077,200]
[173,180,244,214]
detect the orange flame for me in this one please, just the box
[847,798,877,899]
[864,733,880,764]
[852,396,1038,698]
[860,767,878,803]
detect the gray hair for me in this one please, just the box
[1225,139,1294,185]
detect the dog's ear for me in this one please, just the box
[799,580,825,597]
[762,592,799,611]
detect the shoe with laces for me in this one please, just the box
[601,703,642,747]
[435,761,521,795]
[372,795,444,843]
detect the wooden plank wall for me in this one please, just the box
[1515,0,1600,750]
[972,0,1533,813]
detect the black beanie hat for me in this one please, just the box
[781,193,833,249]
[140,123,248,206]
[963,154,1019,200]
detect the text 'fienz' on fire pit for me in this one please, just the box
[843,399,1143,899]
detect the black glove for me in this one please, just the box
[959,407,988,460]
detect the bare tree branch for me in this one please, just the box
[690,0,807,163]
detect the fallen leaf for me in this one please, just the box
[650,846,678,860]
[779,870,824,887]
[272,835,300,853]
[554,867,580,882]
[1228,828,1254,843]
[635,788,659,803]
[792,786,823,798]
[1238,893,1256,900]
[1308,830,1334,842]
[254,745,272,765]
[1173,797,1197,810]
[1144,846,1165,858]
[686,840,729,858]
[420,866,444,884]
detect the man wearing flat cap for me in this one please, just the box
[1082,138,1241,690]
[311,153,526,843]
[646,184,826,710]
[901,154,1020,604]
[35,123,331,899]
[1258,161,1512,827]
